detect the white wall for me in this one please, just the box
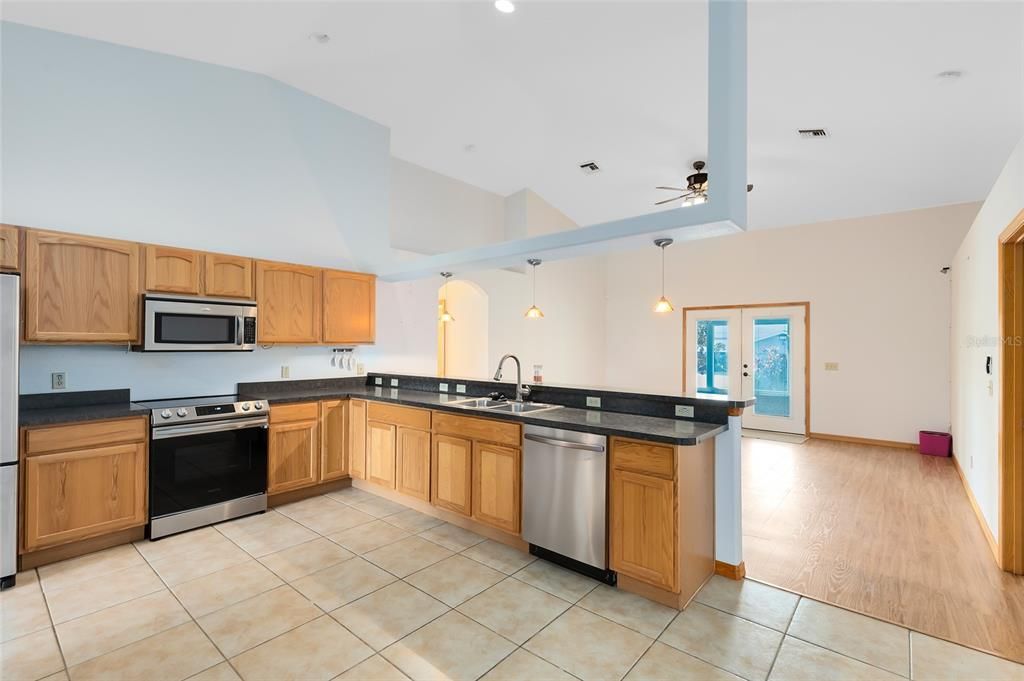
[604,203,978,442]
[951,137,1024,539]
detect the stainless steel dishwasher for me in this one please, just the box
[522,425,614,583]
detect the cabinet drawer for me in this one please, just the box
[23,417,147,456]
[367,402,431,430]
[432,411,520,447]
[611,438,675,479]
[270,402,319,424]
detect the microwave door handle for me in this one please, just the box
[236,316,243,345]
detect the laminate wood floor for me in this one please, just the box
[743,436,1024,664]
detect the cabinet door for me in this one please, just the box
[144,245,201,294]
[367,421,396,488]
[205,253,254,299]
[432,434,472,516]
[473,442,521,534]
[349,400,367,480]
[610,469,677,591]
[396,427,431,501]
[0,224,19,271]
[322,270,376,344]
[24,230,140,343]
[255,261,322,343]
[320,400,348,482]
[268,419,319,494]
[22,442,147,552]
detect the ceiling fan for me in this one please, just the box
[655,160,753,206]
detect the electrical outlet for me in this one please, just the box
[824,362,839,371]
[356,363,366,375]
[51,372,66,390]
[586,396,601,408]
[375,377,383,385]
[675,404,694,418]
[280,365,290,378]
[439,382,449,392]
[456,384,467,394]
[390,378,399,387]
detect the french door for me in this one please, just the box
[684,305,807,435]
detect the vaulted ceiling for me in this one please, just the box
[4,1,1022,230]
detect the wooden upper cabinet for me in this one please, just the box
[323,269,376,344]
[367,421,397,488]
[145,245,201,295]
[24,230,140,343]
[472,442,521,534]
[349,400,367,480]
[432,434,472,516]
[256,261,322,343]
[396,427,431,501]
[320,399,348,482]
[0,225,20,271]
[204,253,254,299]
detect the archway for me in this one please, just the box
[437,279,489,379]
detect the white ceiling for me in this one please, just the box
[3,1,1022,231]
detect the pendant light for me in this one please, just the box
[653,238,674,313]
[438,272,455,323]
[525,258,544,319]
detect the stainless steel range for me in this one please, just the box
[135,395,269,539]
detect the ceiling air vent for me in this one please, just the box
[579,161,601,174]
[797,128,829,138]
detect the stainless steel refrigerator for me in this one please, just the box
[1,273,18,590]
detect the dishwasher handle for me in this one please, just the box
[524,433,606,453]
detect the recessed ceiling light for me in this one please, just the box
[309,33,331,44]
[937,70,963,79]
[495,0,515,14]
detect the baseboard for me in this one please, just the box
[809,432,917,450]
[268,477,351,508]
[20,526,146,570]
[952,454,1001,567]
[715,560,746,580]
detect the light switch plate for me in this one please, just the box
[439,382,449,392]
[375,377,383,385]
[586,396,601,408]
[675,404,694,418]
[390,378,399,387]
[825,362,839,371]
[456,384,467,394]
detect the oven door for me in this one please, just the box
[142,297,256,351]
[149,417,268,520]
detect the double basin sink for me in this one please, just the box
[445,397,563,415]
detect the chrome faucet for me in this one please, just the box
[493,354,531,402]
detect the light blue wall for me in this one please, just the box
[1,22,439,398]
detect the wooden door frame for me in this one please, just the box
[998,208,1024,574]
[682,302,811,436]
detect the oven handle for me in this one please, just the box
[152,417,269,440]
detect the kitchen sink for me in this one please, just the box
[445,397,507,409]
[489,402,562,414]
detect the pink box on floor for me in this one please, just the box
[919,431,952,457]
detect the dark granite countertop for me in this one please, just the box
[241,386,726,446]
[18,389,149,427]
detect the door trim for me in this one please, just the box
[682,301,811,435]
[998,208,1024,574]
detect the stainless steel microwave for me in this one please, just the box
[140,296,257,352]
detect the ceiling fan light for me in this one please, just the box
[654,296,675,314]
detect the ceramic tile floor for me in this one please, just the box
[2,487,1024,681]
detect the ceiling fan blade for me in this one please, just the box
[656,186,687,192]
[655,196,685,206]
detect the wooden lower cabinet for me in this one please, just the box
[472,442,521,534]
[432,434,473,516]
[320,400,348,482]
[396,427,431,501]
[268,407,320,494]
[609,468,677,592]
[367,421,397,488]
[349,400,367,479]
[21,418,148,553]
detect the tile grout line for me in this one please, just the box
[28,567,71,681]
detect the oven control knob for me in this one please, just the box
[241,402,251,411]
[160,409,172,420]
[176,408,188,418]
[254,401,263,410]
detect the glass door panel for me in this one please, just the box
[685,308,741,397]
[752,318,791,417]
[741,307,806,434]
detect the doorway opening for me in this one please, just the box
[998,208,1024,575]
[683,303,809,436]
[437,279,489,379]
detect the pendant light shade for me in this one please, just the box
[653,238,674,313]
[438,272,455,323]
[524,258,544,319]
